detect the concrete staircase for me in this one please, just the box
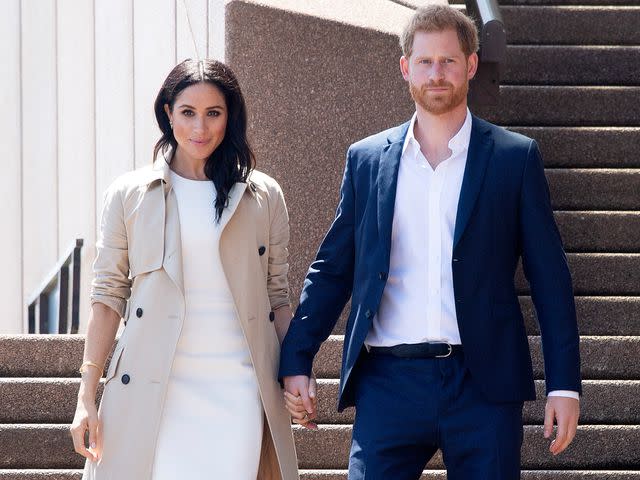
[1,0,639,478]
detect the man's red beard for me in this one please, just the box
[409,79,469,115]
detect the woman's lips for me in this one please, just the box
[190,139,209,145]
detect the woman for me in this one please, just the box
[70,59,313,479]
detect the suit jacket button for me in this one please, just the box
[136,308,143,318]
[378,272,388,280]
[258,246,266,256]
[121,374,130,385]
[269,311,275,322]
[365,310,373,319]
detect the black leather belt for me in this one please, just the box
[368,342,463,359]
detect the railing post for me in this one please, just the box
[465,0,506,105]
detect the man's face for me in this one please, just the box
[400,29,478,115]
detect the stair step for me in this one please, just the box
[0,336,84,378]
[522,296,640,336]
[301,471,640,480]
[475,86,640,126]
[504,46,640,86]
[554,212,640,252]
[2,424,636,469]
[314,335,640,379]
[514,253,640,295]
[313,380,640,425]
[509,127,640,168]
[294,425,640,469]
[334,296,640,336]
[501,6,640,45]
[3,296,640,377]
[546,169,640,210]
[0,473,81,480]
[500,0,640,5]
[1,471,639,480]
[2,378,635,425]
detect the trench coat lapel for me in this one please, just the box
[151,155,185,294]
[219,182,249,231]
[163,190,184,294]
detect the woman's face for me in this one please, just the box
[164,82,228,164]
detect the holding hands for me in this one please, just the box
[283,375,318,430]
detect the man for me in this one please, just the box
[279,5,581,479]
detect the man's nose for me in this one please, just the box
[429,62,445,81]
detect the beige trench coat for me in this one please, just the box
[83,156,298,480]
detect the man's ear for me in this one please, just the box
[467,52,479,80]
[400,56,410,81]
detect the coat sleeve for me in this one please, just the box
[519,139,581,395]
[90,181,132,318]
[267,181,291,311]
[278,147,356,379]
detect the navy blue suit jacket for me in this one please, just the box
[279,115,581,410]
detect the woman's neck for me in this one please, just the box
[170,148,208,180]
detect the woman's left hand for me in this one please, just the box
[284,376,318,430]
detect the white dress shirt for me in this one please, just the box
[364,110,579,401]
[366,110,470,347]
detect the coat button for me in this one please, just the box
[378,272,388,280]
[453,258,460,263]
[258,246,266,256]
[365,309,373,319]
[269,311,275,322]
[121,374,130,385]
[136,308,143,318]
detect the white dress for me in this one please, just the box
[152,171,263,479]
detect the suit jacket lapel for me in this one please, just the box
[377,122,410,254]
[453,116,493,249]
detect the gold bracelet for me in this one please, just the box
[79,360,104,376]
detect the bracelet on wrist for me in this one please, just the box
[79,360,104,376]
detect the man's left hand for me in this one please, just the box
[543,396,580,455]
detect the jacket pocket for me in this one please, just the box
[104,346,125,384]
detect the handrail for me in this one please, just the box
[27,238,83,334]
[465,0,506,104]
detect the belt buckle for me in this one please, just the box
[435,342,452,358]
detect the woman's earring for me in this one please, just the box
[169,121,173,129]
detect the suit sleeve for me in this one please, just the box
[278,148,357,379]
[90,182,132,318]
[519,140,581,395]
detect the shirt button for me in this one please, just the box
[269,311,275,322]
[121,374,131,385]
[136,308,143,318]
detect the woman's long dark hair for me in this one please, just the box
[153,59,255,220]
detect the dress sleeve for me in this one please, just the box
[267,181,291,311]
[90,181,132,318]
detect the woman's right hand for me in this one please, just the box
[70,396,101,462]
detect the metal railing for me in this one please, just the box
[27,238,83,334]
[466,0,506,104]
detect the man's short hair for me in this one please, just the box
[400,5,479,58]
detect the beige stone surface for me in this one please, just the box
[232,0,416,34]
